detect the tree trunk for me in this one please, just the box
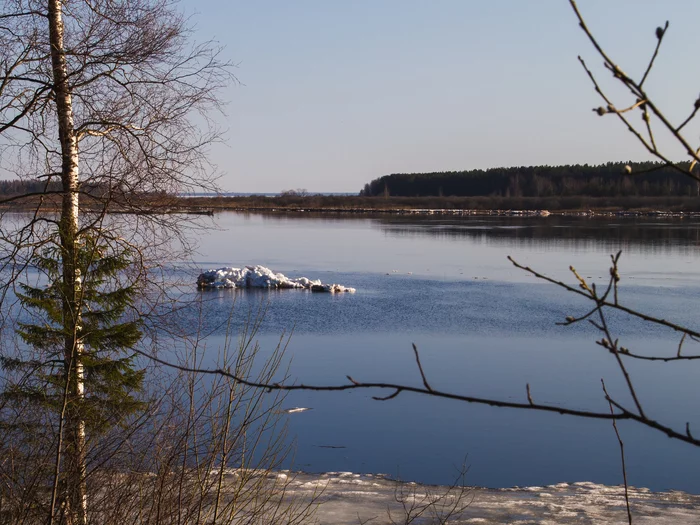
[48,1,86,524]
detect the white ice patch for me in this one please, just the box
[197,265,356,293]
[282,407,312,414]
[282,472,700,525]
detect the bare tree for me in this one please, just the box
[0,1,230,523]
[0,299,320,524]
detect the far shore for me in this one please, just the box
[182,206,700,219]
[172,194,700,218]
[6,194,700,218]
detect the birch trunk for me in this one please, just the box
[48,1,86,524]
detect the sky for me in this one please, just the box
[179,1,700,194]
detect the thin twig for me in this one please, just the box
[571,0,700,173]
[602,380,633,525]
[677,333,687,357]
[676,105,699,133]
[374,389,402,401]
[611,100,647,114]
[578,57,687,177]
[613,252,621,303]
[412,343,433,392]
[594,289,646,419]
[644,110,657,152]
[640,21,668,88]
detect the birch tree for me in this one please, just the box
[0,1,229,523]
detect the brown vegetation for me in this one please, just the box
[172,194,700,214]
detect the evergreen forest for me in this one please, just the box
[360,162,697,198]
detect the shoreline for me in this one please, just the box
[6,205,700,219]
[187,206,700,218]
[6,193,700,217]
[176,193,700,217]
[275,470,700,524]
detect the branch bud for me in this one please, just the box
[624,165,632,174]
[655,26,665,39]
[595,106,606,116]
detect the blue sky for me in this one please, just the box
[181,1,700,193]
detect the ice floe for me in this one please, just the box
[196,265,356,293]
[282,407,312,414]
[199,468,700,523]
[278,472,700,524]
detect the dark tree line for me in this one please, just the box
[0,179,63,197]
[360,162,698,198]
[0,179,125,199]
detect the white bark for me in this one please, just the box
[0,1,228,520]
[48,1,86,523]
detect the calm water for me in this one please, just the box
[182,213,700,492]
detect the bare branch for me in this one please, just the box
[508,256,700,340]
[412,343,433,392]
[602,380,633,525]
[640,21,668,88]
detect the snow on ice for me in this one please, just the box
[195,468,700,523]
[196,265,356,293]
[274,472,700,524]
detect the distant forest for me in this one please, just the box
[360,162,699,198]
[0,180,151,198]
[0,179,62,197]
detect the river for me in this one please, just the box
[178,212,700,493]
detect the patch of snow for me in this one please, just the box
[196,265,356,292]
[276,471,700,524]
[549,482,570,489]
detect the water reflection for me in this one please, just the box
[377,216,700,252]
[231,212,700,254]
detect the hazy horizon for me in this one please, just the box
[5,1,698,195]
[181,1,700,193]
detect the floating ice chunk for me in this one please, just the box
[548,482,570,489]
[283,407,312,414]
[197,265,356,293]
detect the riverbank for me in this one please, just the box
[199,206,700,219]
[274,471,700,524]
[5,193,700,217]
[177,194,700,218]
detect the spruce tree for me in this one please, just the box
[1,234,145,521]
